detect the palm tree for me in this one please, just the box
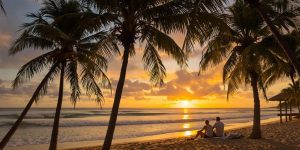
[245,0,300,76]
[85,0,227,149]
[261,31,300,92]
[0,0,117,149]
[199,0,296,139]
[280,80,300,113]
[262,31,300,113]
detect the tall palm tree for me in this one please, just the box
[245,0,300,76]
[85,0,227,149]
[280,80,300,113]
[199,0,295,139]
[0,0,117,149]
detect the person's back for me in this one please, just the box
[213,117,224,137]
[204,124,214,137]
[191,120,214,139]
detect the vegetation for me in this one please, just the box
[198,0,298,139]
[82,0,229,149]
[280,80,300,113]
[0,0,300,149]
[0,0,117,149]
[245,0,300,76]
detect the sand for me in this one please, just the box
[69,119,300,150]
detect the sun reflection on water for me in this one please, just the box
[183,123,190,129]
[182,114,189,120]
[184,131,192,136]
[183,108,188,114]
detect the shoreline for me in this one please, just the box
[70,118,300,150]
[5,117,280,150]
[68,118,281,150]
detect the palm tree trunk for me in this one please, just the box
[289,102,292,120]
[297,101,300,114]
[249,72,261,139]
[0,100,35,150]
[245,0,300,77]
[102,45,130,150]
[0,64,59,150]
[49,62,65,150]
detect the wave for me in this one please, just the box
[0,109,277,119]
[0,114,276,127]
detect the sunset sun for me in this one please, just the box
[179,100,192,108]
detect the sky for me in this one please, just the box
[0,0,292,109]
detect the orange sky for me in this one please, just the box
[0,0,291,109]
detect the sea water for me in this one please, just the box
[0,108,280,147]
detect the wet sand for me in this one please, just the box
[69,119,300,150]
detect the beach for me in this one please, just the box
[70,119,300,150]
[0,108,281,148]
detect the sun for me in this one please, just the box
[179,100,191,108]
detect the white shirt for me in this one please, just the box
[213,121,224,137]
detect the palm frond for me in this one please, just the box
[141,25,187,67]
[9,31,54,55]
[143,43,166,86]
[81,65,105,106]
[26,62,60,102]
[66,60,81,106]
[0,0,6,15]
[12,51,57,88]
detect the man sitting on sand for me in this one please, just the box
[191,120,213,139]
[213,117,224,137]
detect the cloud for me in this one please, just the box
[104,68,225,102]
[148,69,225,101]
[0,34,12,47]
[107,79,151,100]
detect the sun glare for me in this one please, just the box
[183,123,190,129]
[184,131,192,136]
[182,114,189,120]
[179,100,192,108]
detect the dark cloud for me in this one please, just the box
[0,78,70,100]
[109,79,151,99]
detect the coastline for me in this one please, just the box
[69,118,300,150]
[5,117,281,150]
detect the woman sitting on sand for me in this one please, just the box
[191,120,213,139]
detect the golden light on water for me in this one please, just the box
[183,108,188,114]
[184,131,192,136]
[183,123,190,129]
[182,114,189,120]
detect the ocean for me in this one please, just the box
[0,108,279,147]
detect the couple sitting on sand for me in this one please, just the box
[191,117,224,139]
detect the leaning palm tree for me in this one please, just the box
[245,0,300,76]
[280,80,300,113]
[0,0,117,150]
[199,0,296,139]
[84,0,227,149]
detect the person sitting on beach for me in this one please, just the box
[213,117,224,137]
[191,120,213,139]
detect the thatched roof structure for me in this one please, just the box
[269,93,290,101]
